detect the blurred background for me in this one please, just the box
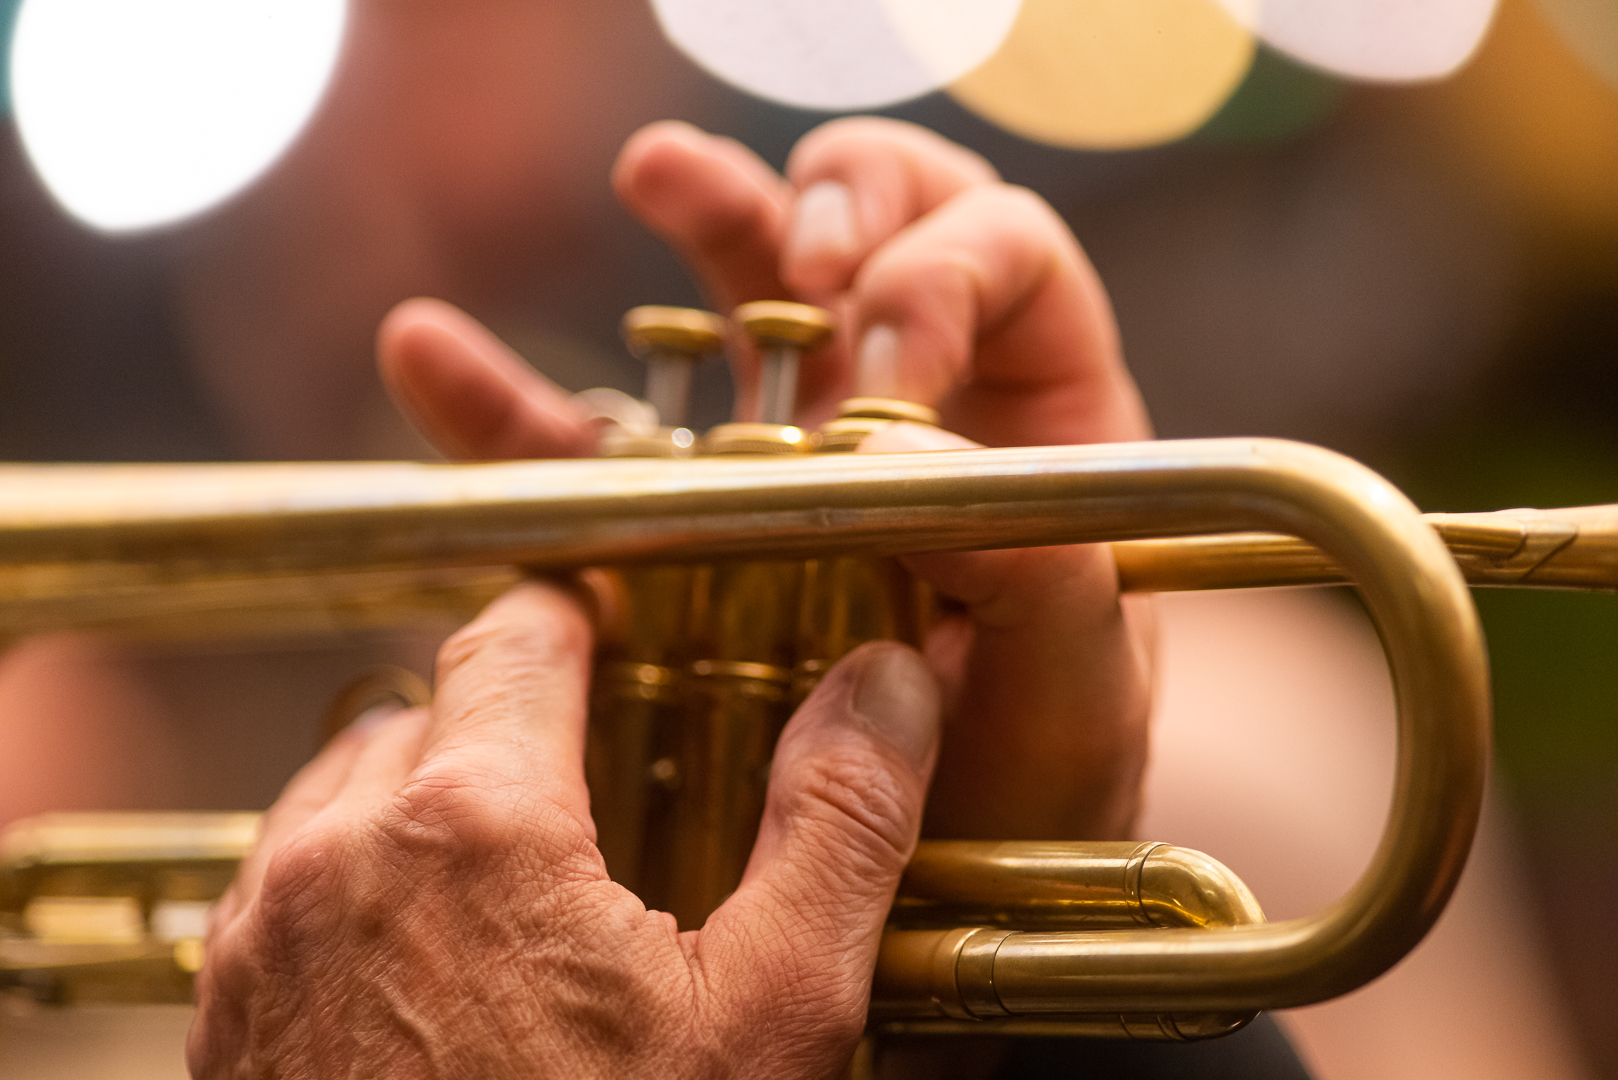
[0,0,1615,1076]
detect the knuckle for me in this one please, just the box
[252,820,365,966]
[959,183,1068,240]
[384,772,519,862]
[436,589,590,684]
[995,181,1059,216]
[779,746,918,884]
[383,770,597,879]
[791,116,995,183]
[858,252,979,331]
[257,822,348,927]
[790,116,908,168]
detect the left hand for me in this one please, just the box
[189,583,943,1078]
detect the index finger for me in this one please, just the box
[416,581,596,830]
[612,120,794,314]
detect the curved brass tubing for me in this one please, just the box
[876,841,1269,1040]
[891,840,1264,933]
[0,438,1491,1020]
[877,840,1269,1039]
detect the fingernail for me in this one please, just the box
[349,703,405,737]
[788,181,859,264]
[855,324,901,397]
[851,646,940,772]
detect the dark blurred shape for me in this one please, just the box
[992,1014,1312,1080]
[0,129,230,462]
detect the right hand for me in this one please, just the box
[377,117,1155,842]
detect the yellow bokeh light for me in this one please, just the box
[948,0,1255,150]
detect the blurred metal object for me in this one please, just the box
[1,814,258,1004]
[734,300,833,424]
[620,305,724,431]
[318,664,433,745]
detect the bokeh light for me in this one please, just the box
[1252,0,1500,81]
[648,0,1022,111]
[1193,45,1345,144]
[0,0,20,114]
[9,0,347,232]
[948,0,1255,150]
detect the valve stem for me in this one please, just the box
[621,306,725,428]
[734,301,834,425]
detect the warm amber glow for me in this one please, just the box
[947,0,1254,150]
[1427,0,1618,233]
[1536,0,1618,89]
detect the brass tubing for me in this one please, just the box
[0,439,1490,1014]
[888,840,1263,932]
[0,503,1608,641]
[0,441,1481,573]
[1114,503,1618,592]
[0,469,1614,640]
[877,840,1266,1039]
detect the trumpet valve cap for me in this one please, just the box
[734,300,835,348]
[836,397,941,427]
[621,306,725,359]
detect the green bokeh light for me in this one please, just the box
[1395,419,1618,823]
[0,0,22,116]
[1193,43,1344,144]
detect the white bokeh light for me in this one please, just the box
[9,0,347,232]
[1248,0,1499,82]
[651,0,1022,111]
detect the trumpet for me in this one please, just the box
[6,300,1590,1044]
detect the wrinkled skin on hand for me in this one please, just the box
[191,117,1158,1078]
[190,584,942,1078]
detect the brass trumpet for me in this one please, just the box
[9,300,1601,1043]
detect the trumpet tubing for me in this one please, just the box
[0,435,1493,1033]
[0,491,1611,643]
[0,303,1533,1038]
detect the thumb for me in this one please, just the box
[698,643,940,1054]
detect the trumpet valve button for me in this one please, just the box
[621,306,726,358]
[835,397,941,427]
[734,300,834,348]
